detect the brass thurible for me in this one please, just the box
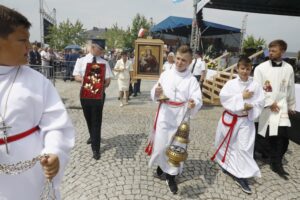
[166,121,190,167]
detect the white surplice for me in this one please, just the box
[0,65,75,200]
[254,60,296,136]
[214,77,264,178]
[148,68,202,175]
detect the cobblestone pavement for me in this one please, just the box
[55,79,300,200]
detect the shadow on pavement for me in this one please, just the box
[100,132,147,159]
[178,159,219,199]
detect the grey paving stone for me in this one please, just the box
[54,79,300,200]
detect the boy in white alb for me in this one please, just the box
[211,56,264,194]
[0,5,75,199]
[146,45,202,194]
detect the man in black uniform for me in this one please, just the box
[73,39,113,160]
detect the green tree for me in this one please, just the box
[46,19,86,50]
[125,13,151,49]
[102,14,151,50]
[104,23,127,49]
[242,35,266,51]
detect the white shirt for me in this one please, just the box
[162,61,175,71]
[73,53,114,79]
[40,50,50,66]
[188,58,206,76]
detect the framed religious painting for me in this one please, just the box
[133,38,164,80]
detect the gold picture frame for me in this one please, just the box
[133,38,164,80]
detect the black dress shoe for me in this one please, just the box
[86,138,91,144]
[92,151,100,160]
[157,166,164,176]
[271,164,289,179]
[166,174,178,194]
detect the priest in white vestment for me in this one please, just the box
[0,5,75,199]
[254,40,296,180]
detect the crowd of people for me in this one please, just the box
[0,4,298,199]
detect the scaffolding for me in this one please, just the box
[190,0,211,53]
[239,14,248,54]
[39,0,56,46]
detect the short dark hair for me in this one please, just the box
[269,39,287,51]
[176,45,193,57]
[0,5,31,38]
[237,55,252,68]
[121,51,128,56]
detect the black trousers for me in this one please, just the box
[80,94,105,153]
[129,79,133,95]
[133,79,141,95]
[255,124,289,165]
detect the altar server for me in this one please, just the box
[211,56,264,194]
[0,5,75,199]
[147,45,202,194]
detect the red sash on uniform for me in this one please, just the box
[211,110,247,163]
[0,126,39,145]
[145,100,185,156]
[80,63,106,100]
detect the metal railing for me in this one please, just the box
[29,60,77,85]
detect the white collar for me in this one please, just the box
[0,65,17,75]
[237,76,253,85]
[172,66,191,77]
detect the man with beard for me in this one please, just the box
[254,39,296,180]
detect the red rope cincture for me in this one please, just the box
[0,126,39,145]
[145,100,185,156]
[211,111,247,163]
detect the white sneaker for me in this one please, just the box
[120,102,123,107]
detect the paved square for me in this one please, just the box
[56,79,300,200]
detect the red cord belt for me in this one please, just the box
[145,100,185,156]
[0,126,39,145]
[211,110,247,163]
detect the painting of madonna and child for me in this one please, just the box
[133,38,164,79]
[137,45,161,76]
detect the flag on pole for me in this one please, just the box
[138,28,146,38]
[172,0,184,3]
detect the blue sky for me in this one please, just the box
[2,0,300,52]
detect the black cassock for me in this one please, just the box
[287,111,300,145]
[255,112,300,158]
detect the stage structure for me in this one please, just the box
[39,0,56,46]
[190,0,211,53]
